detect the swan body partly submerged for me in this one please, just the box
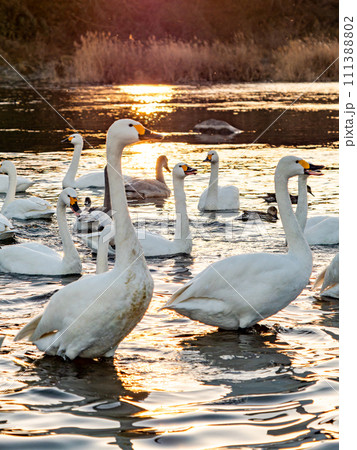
[0,174,35,193]
[0,213,16,241]
[125,155,171,199]
[15,119,157,359]
[0,188,82,275]
[0,161,55,220]
[198,150,239,211]
[313,253,339,298]
[162,156,324,330]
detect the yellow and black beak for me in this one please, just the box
[69,196,80,215]
[134,124,163,141]
[61,136,73,143]
[204,153,213,162]
[299,160,324,176]
[182,164,197,176]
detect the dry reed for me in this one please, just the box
[273,39,339,81]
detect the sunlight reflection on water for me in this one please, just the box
[0,83,338,449]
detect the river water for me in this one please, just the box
[0,83,338,449]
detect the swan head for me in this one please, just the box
[62,133,83,146]
[107,119,162,147]
[173,163,197,179]
[60,187,80,214]
[276,156,324,179]
[0,160,16,174]
[157,155,171,172]
[204,150,219,164]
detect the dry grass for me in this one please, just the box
[69,33,265,84]
[273,38,339,81]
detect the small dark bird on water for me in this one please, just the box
[261,185,313,204]
[238,206,278,222]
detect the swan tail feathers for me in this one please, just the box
[159,281,193,310]
[313,267,326,289]
[14,314,43,342]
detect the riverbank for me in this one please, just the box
[1,34,338,85]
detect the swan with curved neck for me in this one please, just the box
[15,119,158,359]
[0,161,55,220]
[295,174,339,245]
[125,155,171,199]
[0,188,82,275]
[198,150,239,211]
[80,162,196,257]
[162,156,323,330]
[62,133,132,189]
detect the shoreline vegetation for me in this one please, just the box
[0,0,338,85]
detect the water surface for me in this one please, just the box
[0,83,338,449]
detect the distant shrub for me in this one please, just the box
[69,32,265,84]
[273,38,338,81]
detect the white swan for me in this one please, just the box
[125,155,171,199]
[73,200,112,233]
[62,133,132,189]
[161,156,323,330]
[0,188,82,275]
[0,161,55,220]
[0,174,35,193]
[313,253,339,299]
[95,225,114,274]
[80,162,197,258]
[14,119,156,359]
[0,213,16,241]
[198,150,239,211]
[295,174,339,245]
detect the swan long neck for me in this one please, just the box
[205,162,219,208]
[56,197,79,264]
[274,171,311,260]
[156,159,166,184]
[2,164,17,211]
[295,175,308,231]
[106,139,144,269]
[96,228,110,274]
[173,176,190,241]
[103,165,112,213]
[62,142,82,188]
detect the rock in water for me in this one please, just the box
[193,119,243,135]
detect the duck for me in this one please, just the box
[0,161,55,220]
[0,213,16,241]
[14,118,157,359]
[238,206,278,222]
[0,188,82,275]
[125,155,171,199]
[261,185,313,204]
[161,156,324,330]
[198,150,239,211]
[81,162,197,258]
[295,174,339,245]
[0,174,35,193]
[73,196,112,234]
[313,253,339,299]
[62,133,132,189]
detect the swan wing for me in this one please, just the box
[125,179,170,198]
[0,213,13,231]
[75,171,105,188]
[0,174,35,193]
[217,186,240,210]
[164,253,310,329]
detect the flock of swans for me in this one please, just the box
[0,118,339,359]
